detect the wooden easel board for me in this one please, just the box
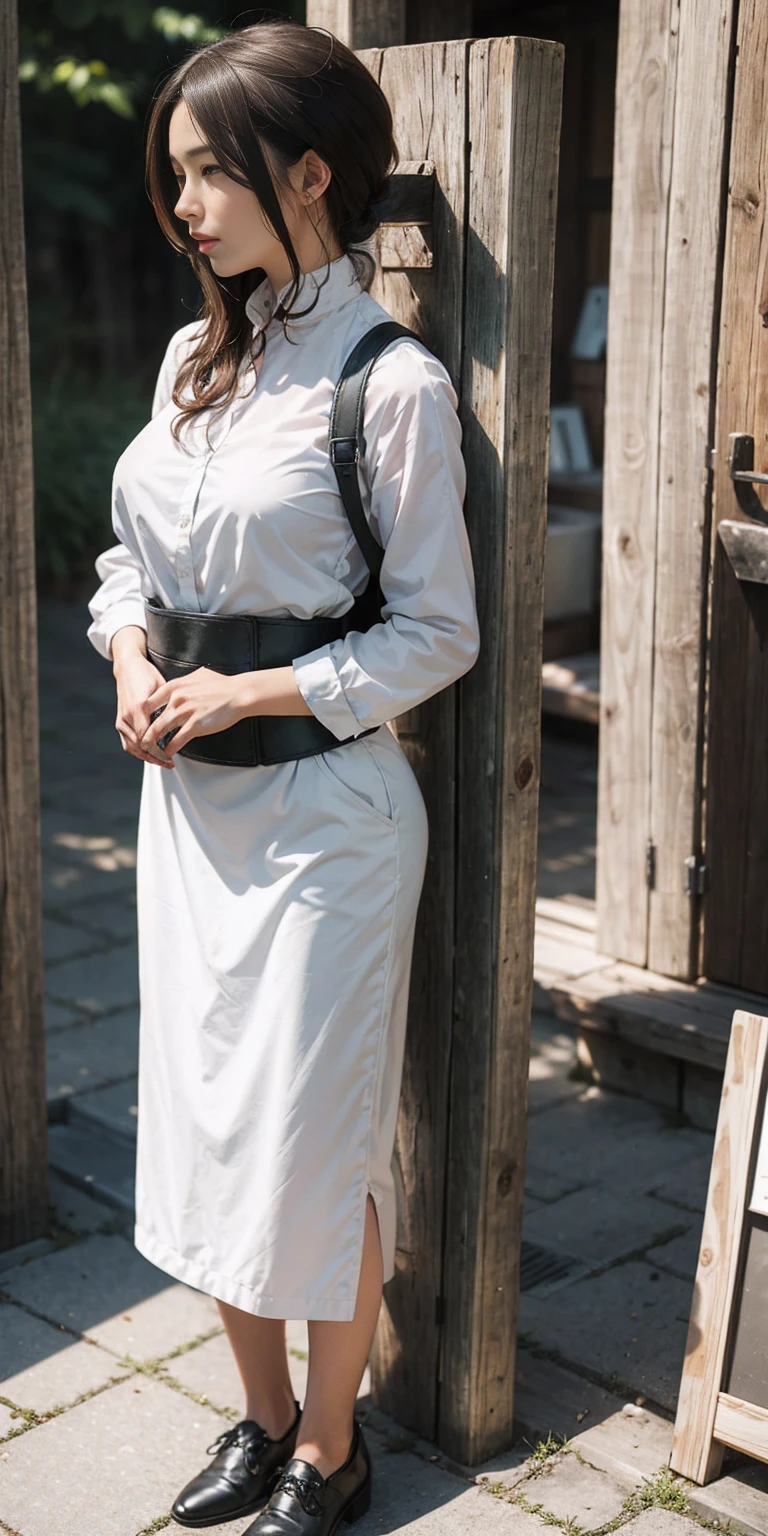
[672,1010,768,1483]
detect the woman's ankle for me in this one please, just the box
[245,1390,298,1442]
[292,1423,355,1480]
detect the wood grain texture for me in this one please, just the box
[596,0,679,965]
[358,38,469,1445]
[646,0,737,981]
[703,0,768,992]
[305,0,405,49]
[0,0,48,1248]
[714,1393,768,1462]
[442,34,563,1464]
[671,1011,768,1484]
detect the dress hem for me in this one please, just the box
[133,1218,393,1322]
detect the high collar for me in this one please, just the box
[245,251,365,336]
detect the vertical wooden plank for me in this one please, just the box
[359,40,469,1441]
[441,35,563,1465]
[646,0,737,980]
[703,0,768,992]
[0,0,48,1248]
[596,0,679,965]
[305,0,405,49]
[671,1012,768,1484]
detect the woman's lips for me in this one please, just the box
[195,237,220,254]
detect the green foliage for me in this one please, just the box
[32,370,151,583]
[20,0,304,582]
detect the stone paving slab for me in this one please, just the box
[686,1458,768,1536]
[0,1373,226,1536]
[0,1300,130,1416]
[45,943,139,1016]
[64,891,139,943]
[523,1161,589,1204]
[646,1222,703,1284]
[521,1186,691,1269]
[648,1153,715,1216]
[572,1403,674,1489]
[518,1261,693,1412]
[48,1123,137,1211]
[619,1514,706,1536]
[48,1169,129,1236]
[41,843,137,907]
[501,1449,628,1528]
[0,1232,220,1362]
[68,1077,140,1145]
[43,914,107,967]
[46,1012,138,1106]
[526,1089,710,1196]
[45,994,91,1032]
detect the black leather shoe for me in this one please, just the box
[243,1420,372,1534]
[171,1401,302,1528]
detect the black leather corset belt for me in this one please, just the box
[144,595,372,768]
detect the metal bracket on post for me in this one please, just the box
[728,434,768,524]
[684,856,708,897]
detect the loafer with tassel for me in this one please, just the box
[171,1400,302,1528]
[243,1419,372,1534]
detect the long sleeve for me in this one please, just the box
[292,340,480,738]
[85,321,202,663]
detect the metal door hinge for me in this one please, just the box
[646,841,656,890]
[684,856,708,896]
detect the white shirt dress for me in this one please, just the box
[86,250,480,1321]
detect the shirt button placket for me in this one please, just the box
[176,454,210,610]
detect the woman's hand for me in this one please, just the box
[114,653,178,768]
[138,667,250,760]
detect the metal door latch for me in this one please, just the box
[684,856,708,897]
[728,434,768,523]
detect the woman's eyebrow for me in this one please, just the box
[169,146,215,165]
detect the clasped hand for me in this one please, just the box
[139,667,247,761]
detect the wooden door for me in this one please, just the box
[703,0,768,992]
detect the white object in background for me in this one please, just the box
[544,505,602,621]
[550,404,593,476]
[749,1096,768,1216]
[571,284,609,360]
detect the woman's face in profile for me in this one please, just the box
[168,99,329,278]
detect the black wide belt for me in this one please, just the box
[144,595,370,767]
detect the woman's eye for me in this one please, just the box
[201,164,221,177]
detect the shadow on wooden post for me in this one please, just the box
[0,0,48,1250]
[355,35,563,1464]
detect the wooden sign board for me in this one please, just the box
[672,1010,768,1483]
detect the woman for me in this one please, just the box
[86,20,479,1535]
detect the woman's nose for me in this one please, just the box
[174,186,202,222]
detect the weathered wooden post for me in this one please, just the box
[310,22,562,1463]
[0,0,48,1250]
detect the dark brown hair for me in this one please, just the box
[145,20,398,441]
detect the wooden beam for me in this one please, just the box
[596,0,680,965]
[305,0,405,49]
[646,0,738,980]
[0,0,48,1249]
[358,34,562,1463]
[671,1012,768,1484]
[443,34,562,1464]
[359,37,469,1447]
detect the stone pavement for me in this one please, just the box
[2,595,768,1535]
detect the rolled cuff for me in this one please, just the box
[87,599,148,664]
[292,647,365,742]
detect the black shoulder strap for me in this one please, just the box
[329,320,422,578]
